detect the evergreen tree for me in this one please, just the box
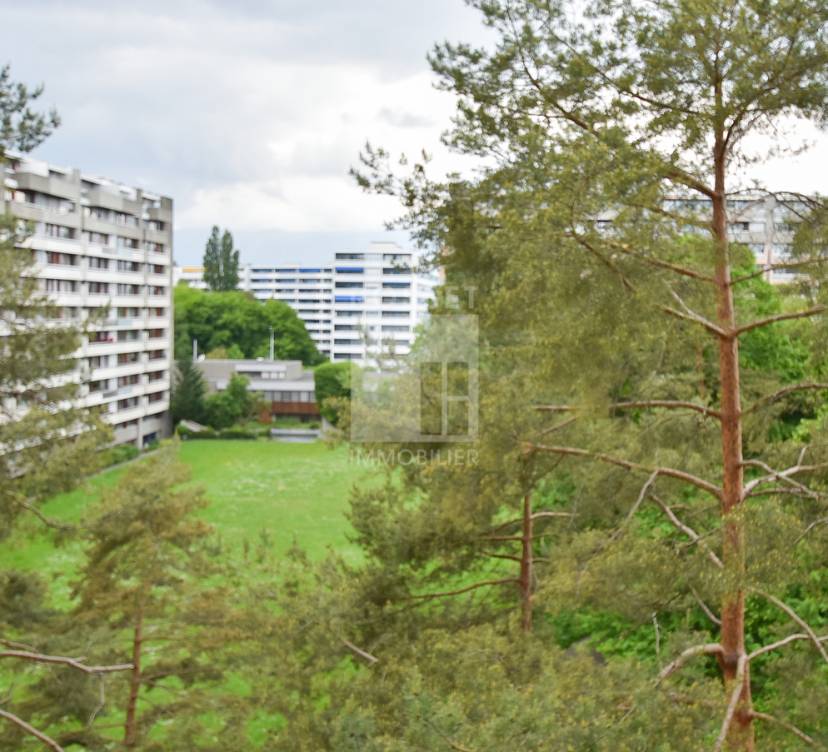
[337,1,828,749]
[170,358,208,425]
[0,66,124,751]
[58,443,244,750]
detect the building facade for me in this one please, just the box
[2,154,174,447]
[196,359,318,420]
[175,242,439,366]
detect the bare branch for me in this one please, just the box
[690,587,721,626]
[749,711,825,749]
[534,400,721,419]
[657,642,722,683]
[0,650,132,675]
[610,242,716,283]
[525,443,722,500]
[747,633,824,662]
[660,305,728,337]
[408,579,519,601]
[743,457,827,501]
[609,470,659,543]
[745,383,828,414]
[0,708,64,751]
[730,257,828,286]
[713,655,748,752]
[734,306,826,336]
[649,494,723,569]
[753,590,828,665]
[795,517,828,545]
[342,639,379,665]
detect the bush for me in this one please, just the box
[103,443,140,467]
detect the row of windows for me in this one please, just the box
[39,250,168,270]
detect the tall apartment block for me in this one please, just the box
[175,242,439,365]
[597,193,807,284]
[2,154,174,448]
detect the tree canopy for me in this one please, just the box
[173,285,324,365]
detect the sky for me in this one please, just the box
[2,0,827,266]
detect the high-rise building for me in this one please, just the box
[174,242,439,365]
[2,154,174,448]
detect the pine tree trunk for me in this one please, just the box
[124,607,144,748]
[519,492,533,633]
[711,136,754,751]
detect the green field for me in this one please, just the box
[2,439,376,590]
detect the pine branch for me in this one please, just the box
[0,650,132,674]
[534,400,721,419]
[656,642,722,683]
[649,494,723,569]
[733,306,826,336]
[749,711,825,749]
[713,654,748,752]
[608,470,659,543]
[690,587,721,626]
[408,579,519,601]
[525,442,722,499]
[745,383,828,414]
[341,639,379,665]
[730,257,828,286]
[743,456,827,501]
[752,590,828,665]
[0,708,64,751]
[660,305,727,337]
[747,632,828,662]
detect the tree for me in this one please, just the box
[205,374,253,429]
[0,63,60,159]
[314,361,353,425]
[348,1,828,749]
[170,358,208,425]
[202,226,240,291]
[174,285,324,365]
[0,66,126,751]
[60,443,243,749]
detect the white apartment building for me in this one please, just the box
[174,242,439,366]
[597,193,809,284]
[2,154,174,448]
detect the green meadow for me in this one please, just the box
[2,439,376,591]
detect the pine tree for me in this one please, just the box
[0,65,124,751]
[62,443,243,750]
[170,358,208,425]
[347,1,828,749]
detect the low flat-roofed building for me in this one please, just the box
[195,359,319,420]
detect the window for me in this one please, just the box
[88,256,109,269]
[83,231,110,246]
[116,284,140,295]
[145,219,165,232]
[117,236,139,249]
[117,260,140,272]
[90,331,116,344]
[88,282,109,294]
[145,241,165,253]
[43,279,77,293]
[118,352,140,364]
[43,223,75,239]
[47,251,77,266]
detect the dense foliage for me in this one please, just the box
[202,225,240,292]
[313,361,353,425]
[173,284,324,365]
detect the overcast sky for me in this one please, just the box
[2,0,827,266]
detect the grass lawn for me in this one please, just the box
[1,439,377,592]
